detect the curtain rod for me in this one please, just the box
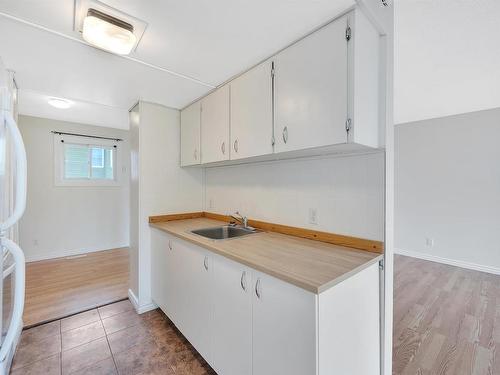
[51,131,123,142]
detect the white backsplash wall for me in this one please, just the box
[204,152,385,241]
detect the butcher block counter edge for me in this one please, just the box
[149,211,383,253]
[149,214,383,294]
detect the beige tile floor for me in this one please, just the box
[11,300,216,375]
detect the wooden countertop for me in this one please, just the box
[150,218,382,294]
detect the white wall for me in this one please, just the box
[395,0,500,124]
[18,115,130,262]
[129,102,203,309]
[204,152,385,241]
[395,107,500,273]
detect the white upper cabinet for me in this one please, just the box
[349,9,380,148]
[274,15,349,153]
[212,255,252,375]
[180,101,201,166]
[230,60,274,160]
[201,85,230,163]
[180,8,381,160]
[252,271,317,375]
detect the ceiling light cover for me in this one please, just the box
[48,98,72,109]
[82,10,136,55]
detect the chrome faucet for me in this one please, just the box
[230,211,249,228]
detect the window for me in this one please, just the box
[54,134,121,186]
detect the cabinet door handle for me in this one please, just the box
[204,256,209,271]
[194,148,198,160]
[282,126,288,144]
[255,278,261,299]
[221,141,226,155]
[240,271,247,291]
[234,139,238,153]
[168,240,173,250]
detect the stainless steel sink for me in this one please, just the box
[191,225,257,240]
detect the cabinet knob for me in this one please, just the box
[240,271,247,291]
[204,256,209,271]
[221,141,226,155]
[194,148,198,160]
[234,139,239,153]
[255,278,261,299]
[282,126,288,144]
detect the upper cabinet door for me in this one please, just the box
[274,15,349,153]
[180,101,201,167]
[201,85,230,163]
[230,61,273,160]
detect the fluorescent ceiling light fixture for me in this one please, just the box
[48,98,72,109]
[82,8,136,55]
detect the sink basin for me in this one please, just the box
[191,225,257,240]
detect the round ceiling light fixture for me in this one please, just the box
[48,97,72,109]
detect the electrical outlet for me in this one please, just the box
[426,238,434,248]
[308,208,318,225]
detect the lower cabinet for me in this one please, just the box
[151,228,381,375]
[174,240,213,363]
[151,230,212,363]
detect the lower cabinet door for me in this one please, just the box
[174,240,213,364]
[151,229,168,312]
[164,235,180,324]
[252,271,317,375]
[212,255,252,375]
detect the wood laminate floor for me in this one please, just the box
[24,248,129,327]
[393,254,500,375]
[12,300,216,375]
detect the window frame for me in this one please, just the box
[91,147,105,169]
[54,134,122,187]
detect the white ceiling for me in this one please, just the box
[4,0,496,128]
[0,0,355,129]
[395,0,500,124]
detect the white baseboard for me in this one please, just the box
[25,244,129,263]
[395,248,500,275]
[128,289,157,314]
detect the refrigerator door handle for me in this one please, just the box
[0,110,27,232]
[0,237,25,362]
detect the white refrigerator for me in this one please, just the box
[0,58,26,375]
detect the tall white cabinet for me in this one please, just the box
[128,102,203,309]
